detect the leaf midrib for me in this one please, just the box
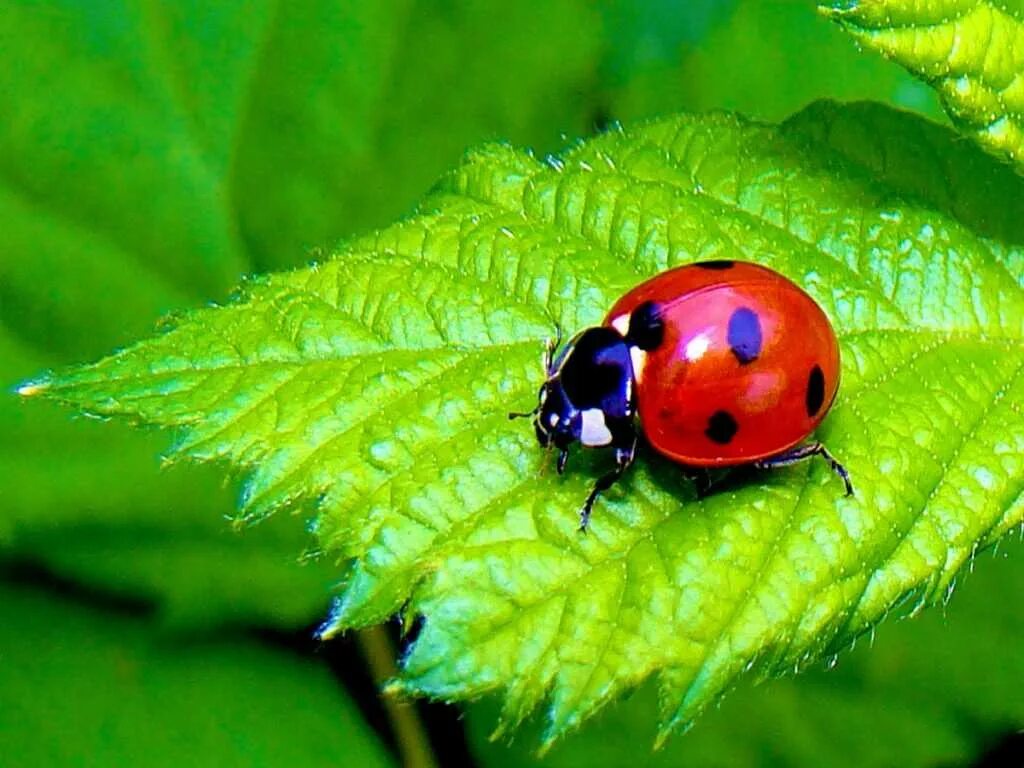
[45,337,541,394]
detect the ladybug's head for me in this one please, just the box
[511,327,636,459]
[533,378,581,450]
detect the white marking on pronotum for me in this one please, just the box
[629,347,647,383]
[580,408,613,446]
[548,412,560,428]
[610,313,629,335]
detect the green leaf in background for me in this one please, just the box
[826,0,1024,172]
[0,0,605,628]
[469,538,1024,767]
[29,99,1024,746]
[0,581,394,768]
[1,280,335,629]
[605,0,945,124]
[230,0,604,270]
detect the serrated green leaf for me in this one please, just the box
[0,582,394,768]
[29,100,1024,747]
[468,538,1024,767]
[826,0,1024,171]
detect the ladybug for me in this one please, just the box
[510,260,852,530]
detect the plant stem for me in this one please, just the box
[357,625,438,768]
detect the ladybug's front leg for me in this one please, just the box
[557,448,569,475]
[754,441,854,496]
[578,436,637,533]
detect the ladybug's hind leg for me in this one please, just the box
[754,442,854,496]
[578,437,637,533]
[683,467,714,499]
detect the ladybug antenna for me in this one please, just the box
[508,405,539,420]
[544,323,564,373]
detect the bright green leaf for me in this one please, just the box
[826,0,1024,171]
[28,100,1024,747]
[469,538,1024,767]
[0,582,394,768]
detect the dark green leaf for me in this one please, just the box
[607,0,945,124]
[827,0,1024,171]
[0,582,394,768]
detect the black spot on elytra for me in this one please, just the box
[727,307,762,365]
[695,260,735,270]
[806,365,826,417]
[705,410,738,444]
[625,301,664,350]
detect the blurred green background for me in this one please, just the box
[1,1,1021,766]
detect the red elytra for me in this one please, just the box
[604,260,840,466]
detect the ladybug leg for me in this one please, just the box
[578,437,637,532]
[557,447,570,475]
[688,468,713,499]
[754,442,854,496]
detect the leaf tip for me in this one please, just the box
[314,597,345,641]
[652,726,673,752]
[15,378,50,398]
[536,725,561,758]
[654,713,694,750]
